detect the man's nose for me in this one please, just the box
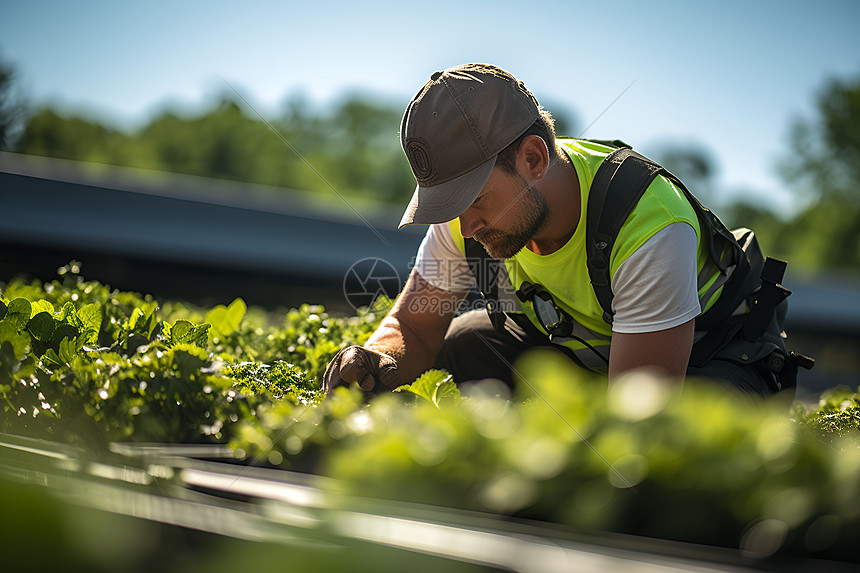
[458,210,485,239]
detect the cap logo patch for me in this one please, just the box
[405,137,435,182]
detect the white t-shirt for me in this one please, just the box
[413,221,701,334]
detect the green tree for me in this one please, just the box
[0,54,26,150]
[14,108,138,164]
[777,71,860,272]
[12,92,419,205]
[138,99,288,184]
[651,143,718,207]
[720,195,786,257]
[311,94,414,203]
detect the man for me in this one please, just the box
[324,63,797,397]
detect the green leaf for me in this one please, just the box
[0,300,8,321]
[170,344,209,378]
[128,307,144,331]
[205,298,246,337]
[58,301,77,323]
[0,321,30,361]
[77,303,102,343]
[141,311,158,339]
[28,312,56,343]
[128,303,159,338]
[189,324,211,348]
[432,375,461,406]
[394,369,460,407]
[50,324,79,351]
[5,298,32,329]
[42,348,62,366]
[30,300,54,317]
[163,319,210,348]
[172,320,193,340]
[58,336,77,365]
[226,297,246,324]
[30,338,48,358]
[0,341,22,382]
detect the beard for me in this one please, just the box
[475,185,548,259]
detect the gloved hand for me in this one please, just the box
[323,345,399,395]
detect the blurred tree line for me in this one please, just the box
[712,72,860,274]
[6,91,417,204]
[648,72,860,275]
[1,53,858,274]
[0,56,25,149]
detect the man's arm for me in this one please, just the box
[364,268,468,385]
[325,268,469,392]
[608,223,701,383]
[607,318,695,382]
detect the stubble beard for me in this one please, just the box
[475,185,549,260]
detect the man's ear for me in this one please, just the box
[518,135,550,179]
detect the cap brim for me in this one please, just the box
[398,156,496,229]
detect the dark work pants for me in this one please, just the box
[433,310,789,399]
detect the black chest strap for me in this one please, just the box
[464,237,506,331]
[586,148,662,324]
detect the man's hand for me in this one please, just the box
[323,269,468,397]
[323,345,399,394]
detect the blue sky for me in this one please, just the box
[2,0,859,214]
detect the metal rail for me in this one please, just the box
[6,432,830,573]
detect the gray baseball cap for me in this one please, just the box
[398,64,541,229]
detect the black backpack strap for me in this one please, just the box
[658,172,755,332]
[742,257,791,341]
[466,140,772,340]
[586,148,662,324]
[586,148,762,330]
[464,237,506,331]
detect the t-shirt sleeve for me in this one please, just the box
[610,222,701,334]
[413,223,475,292]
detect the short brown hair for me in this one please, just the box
[494,108,558,175]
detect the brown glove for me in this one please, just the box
[323,345,399,394]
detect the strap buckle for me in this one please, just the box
[742,257,791,341]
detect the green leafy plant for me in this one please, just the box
[394,369,460,407]
[2,262,860,563]
[0,263,385,444]
[226,360,322,405]
[794,385,860,450]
